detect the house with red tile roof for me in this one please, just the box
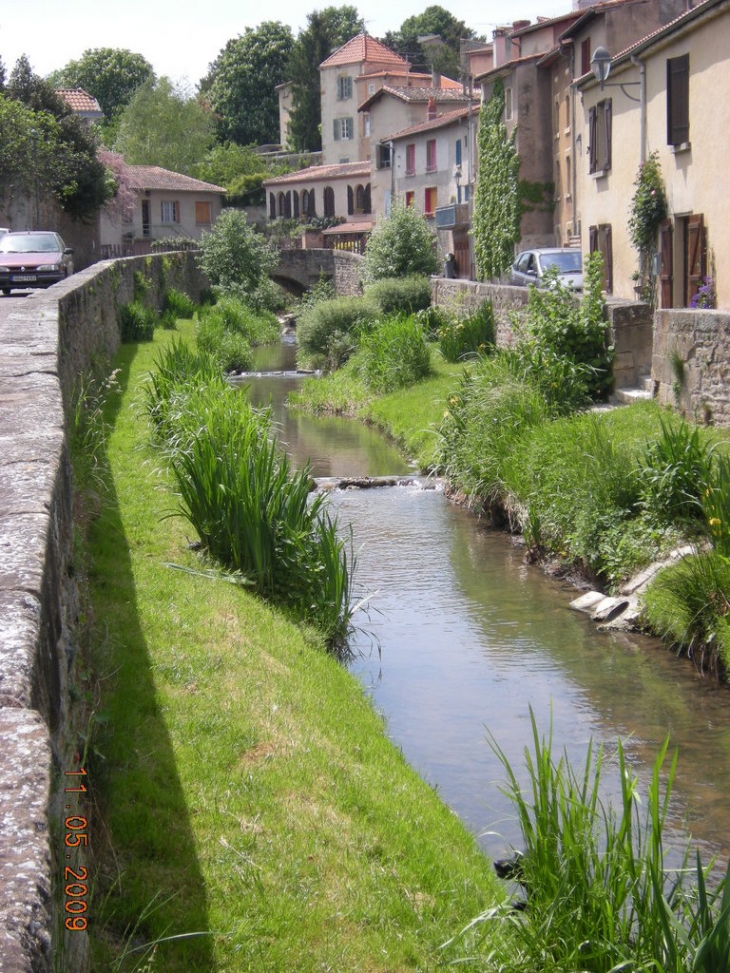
[100,165,227,257]
[55,88,103,125]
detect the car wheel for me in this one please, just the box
[2,288,10,295]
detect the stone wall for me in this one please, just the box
[0,251,205,973]
[430,277,529,347]
[274,248,364,296]
[653,308,730,425]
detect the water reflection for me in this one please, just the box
[240,343,730,865]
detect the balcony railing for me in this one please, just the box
[434,203,470,228]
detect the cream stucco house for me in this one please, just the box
[576,0,730,306]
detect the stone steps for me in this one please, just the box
[611,374,655,406]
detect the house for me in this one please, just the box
[387,106,478,277]
[100,166,227,258]
[56,88,103,125]
[575,0,730,306]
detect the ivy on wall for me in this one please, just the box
[472,78,521,281]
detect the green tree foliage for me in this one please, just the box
[113,77,215,174]
[383,5,477,79]
[204,22,294,147]
[287,6,364,152]
[361,200,439,284]
[472,78,520,281]
[2,56,109,221]
[49,48,154,122]
[196,208,278,305]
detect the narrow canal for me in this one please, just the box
[237,339,730,866]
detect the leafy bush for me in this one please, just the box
[364,275,432,316]
[638,416,715,526]
[297,296,379,370]
[118,301,157,342]
[356,315,432,393]
[361,200,439,284]
[196,207,277,305]
[162,287,196,320]
[438,301,495,363]
[414,304,452,340]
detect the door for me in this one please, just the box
[141,199,151,238]
[659,219,674,308]
[686,213,706,307]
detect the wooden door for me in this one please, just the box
[659,219,673,308]
[686,213,706,306]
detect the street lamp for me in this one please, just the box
[453,166,462,204]
[590,47,612,88]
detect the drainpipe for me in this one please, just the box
[631,53,647,164]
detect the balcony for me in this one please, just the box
[434,203,470,228]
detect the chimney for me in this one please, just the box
[427,97,437,120]
[431,70,441,89]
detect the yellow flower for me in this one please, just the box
[710,517,722,527]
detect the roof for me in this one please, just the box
[56,88,103,115]
[320,32,408,69]
[388,106,478,142]
[354,70,463,90]
[263,161,371,188]
[322,220,373,234]
[358,84,471,112]
[474,51,546,84]
[126,166,226,194]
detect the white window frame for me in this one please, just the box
[160,200,179,224]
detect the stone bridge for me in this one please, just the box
[272,248,363,296]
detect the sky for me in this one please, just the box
[2,0,572,89]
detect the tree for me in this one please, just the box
[196,208,278,304]
[113,77,216,174]
[98,149,137,225]
[49,48,154,121]
[383,6,477,80]
[287,6,364,152]
[3,56,110,221]
[361,200,439,284]
[204,22,294,147]
[472,78,521,281]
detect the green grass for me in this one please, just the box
[73,322,504,972]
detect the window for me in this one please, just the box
[565,155,571,200]
[424,186,437,215]
[368,82,376,95]
[347,185,354,216]
[405,190,415,208]
[455,138,462,167]
[333,117,353,141]
[337,75,353,100]
[323,186,335,218]
[269,193,276,220]
[160,200,179,223]
[589,223,613,293]
[301,188,315,217]
[581,38,591,77]
[195,201,212,225]
[363,113,370,137]
[293,191,299,219]
[406,143,416,176]
[564,94,571,131]
[667,54,689,146]
[355,184,366,213]
[378,144,392,169]
[426,139,437,173]
[588,98,611,173]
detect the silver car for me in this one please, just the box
[510,248,583,290]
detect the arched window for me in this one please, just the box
[355,184,365,214]
[347,185,354,216]
[269,193,276,219]
[363,184,371,214]
[293,191,300,219]
[301,190,310,216]
[323,186,335,218]
[277,192,286,217]
[284,191,292,218]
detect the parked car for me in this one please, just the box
[509,248,582,290]
[0,228,9,237]
[0,231,74,294]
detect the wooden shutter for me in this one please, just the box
[589,224,598,254]
[667,54,689,145]
[687,213,706,304]
[581,38,591,76]
[659,219,673,308]
[195,201,211,225]
[363,184,371,214]
[333,119,340,141]
[599,224,613,293]
[588,107,597,173]
[603,99,612,169]
[293,191,299,219]
[347,185,354,216]
[269,193,276,219]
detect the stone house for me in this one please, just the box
[100,166,226,258]
[576,0,730,307]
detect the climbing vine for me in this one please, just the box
[628,152,668,306]
[472,78,521,281]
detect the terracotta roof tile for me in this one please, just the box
[359,84,471,112]
[56,88,102,115]
[388,106,478,141]
[126,166,226,193]
[263,161,370,187]
[321,32,408,69]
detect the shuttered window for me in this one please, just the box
[323,186,335,218]
[588,99,612,173]
[667,54,689,146]
[589,223,613,293]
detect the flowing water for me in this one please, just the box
[238,340,730,865]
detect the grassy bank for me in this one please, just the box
[73,323,504,972]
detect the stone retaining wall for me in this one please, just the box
[0,251,205,973]
[653,308,730,425]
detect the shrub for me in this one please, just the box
[638,416,715,527]
[356,314,432,393]
[361,201,439,284]
[438,301,495,363]
[195,296,278,373]
[364,275,432,316]
[196,207,277,304]
[162,287,196,320]
[297,296,379,370]
[118,301,157,342]
[414,304,452,340]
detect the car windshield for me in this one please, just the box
[541,251,582,273]
[0,234,59,254]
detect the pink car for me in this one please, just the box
[0,231,74,294]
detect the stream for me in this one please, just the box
[236,339,730,866]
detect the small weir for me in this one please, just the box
[238,340,730,864]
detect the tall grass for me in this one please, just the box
[145,343,355,650]
[195,295,280,373]
[461,714,730,973]
[356,313,432,393]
